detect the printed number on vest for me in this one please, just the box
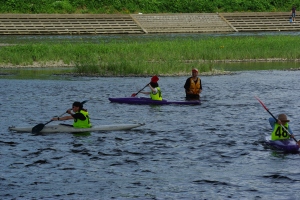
[275,126,288,138]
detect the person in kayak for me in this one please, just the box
[184,68,202,100]
[140,75,162,101]
[52,101,91,128]
[269,114,294,140]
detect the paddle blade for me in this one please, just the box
[31,123,45,134]
[131,93,136,97]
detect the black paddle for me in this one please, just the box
[255,96,300,146]
[131,83,150,97]
[31,100,88,134]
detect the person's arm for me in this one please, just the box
[288,126,294,135]
[199,79,202,93]
[269,117,276,129]
[148,84,158,94]
[184,78,190,91]
[52,115,73,121]
[140,91,150,95]
[73,112,86,120]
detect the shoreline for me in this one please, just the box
[1,59,300,77]
[1,58,300,68]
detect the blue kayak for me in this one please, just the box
[265,136,299,153]
[108,97,200,105]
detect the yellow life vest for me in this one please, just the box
[150,87,162,101]
[271,123,290,140]
[187,78,201,95]
[73,110,91,128]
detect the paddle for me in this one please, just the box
[255,96,300,145]
[131,83,149,97]
[31,100,88,134]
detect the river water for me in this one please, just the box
[1,70,300,199]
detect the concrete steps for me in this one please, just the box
[0,12,298,35]
[131,13,233,33]
[0,14,144,34]
[220,12,300,32]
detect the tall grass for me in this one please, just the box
[0,0,298,14]
[0,35,299,76]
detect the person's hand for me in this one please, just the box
[66,109,72,114]
[51,117,58,121]
[290,134,295,138]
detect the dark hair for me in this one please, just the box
[150,82,158,88]
[73,101,83,109]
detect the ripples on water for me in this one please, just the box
[1,71,300,199]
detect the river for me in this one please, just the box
[1,70,300,199]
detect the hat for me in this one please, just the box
[73,101,83,109]
[151,75,159,83]
[192,68,198,72]
[278,114,289,122]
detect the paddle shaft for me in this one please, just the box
[134,83,149,96]
[255,96,298,143]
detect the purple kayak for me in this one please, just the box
[109,97,200,105]
[265,136,299,153]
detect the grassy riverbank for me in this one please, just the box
[1,35,300,77]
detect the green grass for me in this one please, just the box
[0,35,299,78]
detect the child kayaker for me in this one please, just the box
[269,114,294,140]
[52,101,91,128]
[140,75,162,101]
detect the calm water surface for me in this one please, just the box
[1,70,300,199]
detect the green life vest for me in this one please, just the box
[73,110,91,128]
[150,87,162,101]
[271,123,290,140]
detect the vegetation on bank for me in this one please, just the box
[0,35,299,76]
[0,0,299,14]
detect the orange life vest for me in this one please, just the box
[187,78,201,95]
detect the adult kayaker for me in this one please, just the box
[184,68,202,100]
[51,101,91,128]
[269,114,294,140]
[140,75,162,101]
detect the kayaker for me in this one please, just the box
[51,101,92,128]
[269,114,294,140]
[140,75,162,101]
[184,68,202,100]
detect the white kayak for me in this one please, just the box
[9,123,145,133]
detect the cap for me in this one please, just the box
[278,114,289,122]
[192,68,198,72]
[151,75,159,83]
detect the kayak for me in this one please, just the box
[9,123,145,133]
[108,97,200,105]
[265,136,299,153]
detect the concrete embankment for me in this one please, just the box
[0,12,298,35]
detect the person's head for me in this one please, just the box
[150,75,159,87]
[192,68,198,77]
[72,101,83,112]
[278,114,290,124]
